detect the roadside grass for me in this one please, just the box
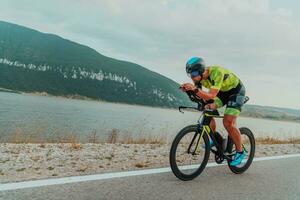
[256,137,300,144]
[3,128,167,145]
[2,127,299,145]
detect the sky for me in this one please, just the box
[1,0,300,109]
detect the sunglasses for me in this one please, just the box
[190,71,200,78]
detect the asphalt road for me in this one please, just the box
[0,156,299,200]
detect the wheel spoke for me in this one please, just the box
[227,127,255,174]
[170,126,209,179]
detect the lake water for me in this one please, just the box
[0,91,299,142]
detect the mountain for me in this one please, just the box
[0,21,192,107]
[1,21,299,122]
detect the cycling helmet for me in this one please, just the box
[185,57,206,76]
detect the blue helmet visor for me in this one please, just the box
[190,70,200,78]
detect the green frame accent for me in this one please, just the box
[194,126,206,152]
[204,113,224,118]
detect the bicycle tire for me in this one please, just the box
[169,125,210,181]
[227,127,255,174]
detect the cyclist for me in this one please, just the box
[180,57,246,166]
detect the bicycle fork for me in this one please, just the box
[187,125,205,155]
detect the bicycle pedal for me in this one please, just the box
[224,152,235,157]
[215,154,224,164]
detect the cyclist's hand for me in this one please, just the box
[180,83,195,92]
[204,103,217,110]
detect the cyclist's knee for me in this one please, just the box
[223,116,236,129]
[210,118,216,132]
[223,120,232,129]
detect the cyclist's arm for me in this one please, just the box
[195,88,219,101]
[195,69,224,100]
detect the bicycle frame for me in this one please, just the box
[179,93,250,162]
[171,92,253,179]
[188,110,235,161]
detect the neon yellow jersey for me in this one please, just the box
[200,66,240,92]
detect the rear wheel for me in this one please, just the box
[169,125,210,181]
[227,127,255,174]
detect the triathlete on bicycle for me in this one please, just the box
[180,57,246,166]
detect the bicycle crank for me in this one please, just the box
[215,154,224,164]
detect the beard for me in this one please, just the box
[192,76,202,85]
[194,81,202,89]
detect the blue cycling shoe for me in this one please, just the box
[230,150,246,166]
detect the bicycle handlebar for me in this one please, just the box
[178,89,250,113]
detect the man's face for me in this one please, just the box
[190,71,202,83]
[192,75,202,83]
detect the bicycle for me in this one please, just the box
[169,90,255,181]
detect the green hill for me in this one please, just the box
[1,21,299,122]
[0,21,191,107]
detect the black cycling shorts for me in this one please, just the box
[215,81,246,115]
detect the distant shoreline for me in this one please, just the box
[0,89,299,124]
[0,88,21,94]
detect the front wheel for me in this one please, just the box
[169,125,210,181]
[227,127,255,174]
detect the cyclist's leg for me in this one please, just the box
[223,84,246,152]
[210,118,216,132]
[209,96,224,132]
[223,114,242,151]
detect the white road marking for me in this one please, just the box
[0,154,299,191]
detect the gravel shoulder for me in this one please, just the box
[0,143,300,183]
